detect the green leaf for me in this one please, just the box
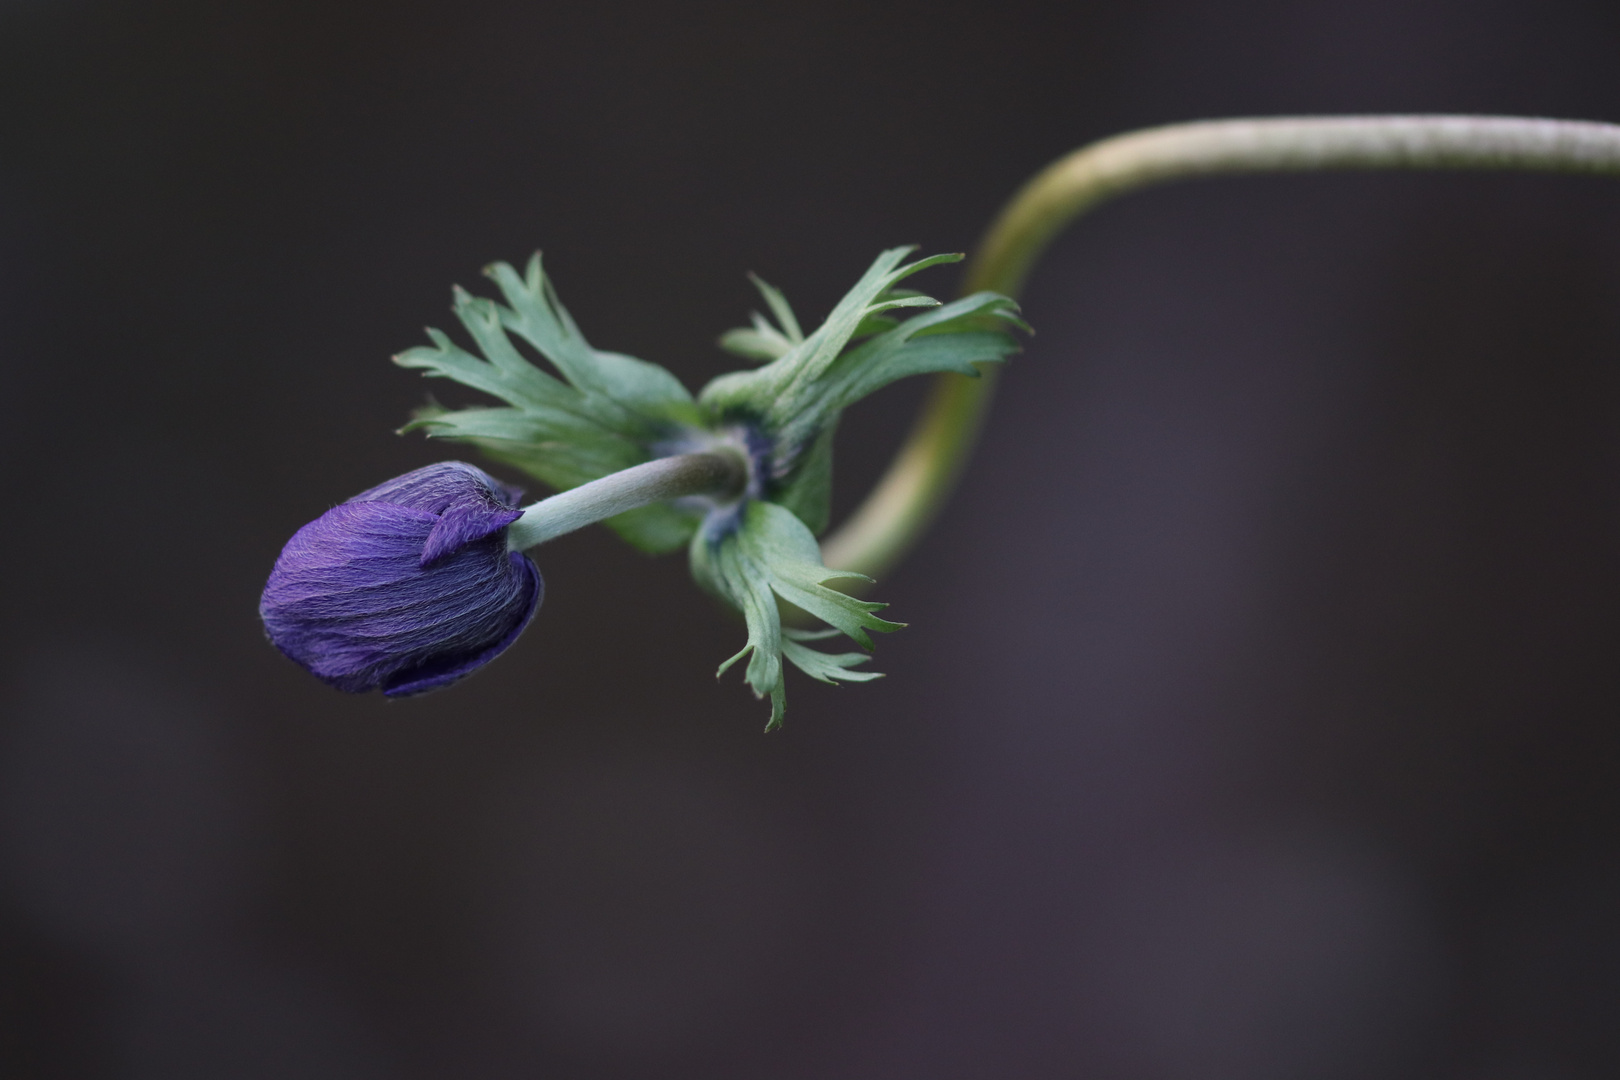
[691,500,901,729]
[400,404,643,489]
[717,272,805,362]
[698,248,1026,490]
[750,272,804,345]
[771,421,837,536]
[394,253,705,552]
[717,320,795,363]
[483,256,697,420]
[699,247,949,419]
[780,639,885,684]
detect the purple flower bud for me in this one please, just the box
[260,462,543,696]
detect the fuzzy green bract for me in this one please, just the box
[396,255,706,554]
[690,500,900,726]
[396,246,1026,727]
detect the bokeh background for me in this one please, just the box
[6,0,1620,1076]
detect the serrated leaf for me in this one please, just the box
[698,249,1026,494]
[718,323,794,362]
[748,272,803,345]
[691,499,901,729]
[699,248,948,419]
[394,253,702,518]
[716,273,805,362]
[484,256,696,420]
[782,626,843,642]
[780,638,884,684]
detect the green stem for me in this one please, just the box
[506,451,747,550]
[818,114,1620,579]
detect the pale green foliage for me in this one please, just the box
[696,249,1027,725]
[395,254,703,553]
[690,501,900,730]
[716,273,804,362]
[705,248,1027,537]
[704,247,1026,472]
[394,247,1025,725]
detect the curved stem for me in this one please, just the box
[507,451,747,550]
[819,115,1620,579]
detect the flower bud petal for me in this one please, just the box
[420,503,523,568]
[260,463,542,695]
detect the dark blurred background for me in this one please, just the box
[5,0,1620,1076]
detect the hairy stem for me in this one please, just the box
[819,115,1620,579]
[507,451,747,550]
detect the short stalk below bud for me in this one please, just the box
[504,450,749,551]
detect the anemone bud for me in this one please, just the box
[260,462,542,696]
